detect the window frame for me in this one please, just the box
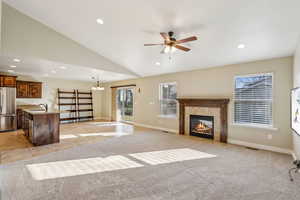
[233,72,274,128]
[159,82,177,118]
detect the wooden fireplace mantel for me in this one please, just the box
[177,98,230,143]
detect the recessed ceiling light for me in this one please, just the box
[51,70,57,74]
[60,66,66,69]
[13,58,21,62]
[8,69,14,73]
[155,62,161,66]
[96,18,104,25]
[238,44,245,49]
[10,65,17,68]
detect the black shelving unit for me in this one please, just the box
[58,89,78,123]
[57,89,94,123]
[77,90,94,122]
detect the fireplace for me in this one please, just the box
[190,115,214,139]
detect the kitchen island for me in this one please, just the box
[23,109,60,146]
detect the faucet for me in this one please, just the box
[39,104,48,112]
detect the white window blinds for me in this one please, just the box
[234,73,273,126]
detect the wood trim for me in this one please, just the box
[16,80,42,84]
[177,98,230,143]
[110,84,136,89]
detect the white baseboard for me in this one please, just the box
[133,122,178,134]
[228,139,293,155]
[95,116,111,121]
[291,152,298,160]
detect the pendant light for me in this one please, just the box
[91,76,104,91]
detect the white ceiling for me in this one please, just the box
[0,55,135,82]
[3,0,300,78]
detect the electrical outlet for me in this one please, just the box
[267,134,272,140]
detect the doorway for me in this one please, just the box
[116,88,134,122]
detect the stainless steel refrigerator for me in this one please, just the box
[0,87,16,132]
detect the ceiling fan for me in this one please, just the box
[144,31,197,54]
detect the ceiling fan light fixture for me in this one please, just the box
[163,45,177,54]
[238,44,245,49]
[171,46,177,53]
[96,18,104,25]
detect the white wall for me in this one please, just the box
[16,75,102,119]
[1,3,134,76]
[101,57,293,150]
[293,43,300,159]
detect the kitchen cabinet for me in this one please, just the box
[17,109,24,129]
[16,81,29,98]
[16,81,42,98]
[0,75,17,87]
[28,82,42,98]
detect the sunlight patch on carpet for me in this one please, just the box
[79,132,132,137]
[129,148,216,165]
[27,156,143,180]
[60,134,78,139]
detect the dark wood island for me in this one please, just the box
[23,110,60,146]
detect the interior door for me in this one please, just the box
[116,88,134,122]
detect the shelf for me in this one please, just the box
[78,116,93,119]
[78,97,92,99]
[78,103,92,105]
[78,92,91,94]
[78,109,93,112]
[58,103,76,106]
[61,109,77,112]
[58,91,75,94]
[58,97,76,99]
[60,117,78,121]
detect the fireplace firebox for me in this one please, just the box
[190,115,214,139]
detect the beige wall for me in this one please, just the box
[16,75,102,119]
[101,57,293,150]
[293,43,300,159]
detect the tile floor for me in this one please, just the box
[0,121,138,164]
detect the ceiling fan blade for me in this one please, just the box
[174,45,191,52]
[176,36,197,44]
[144,43,163,46]
[160,32,170,41]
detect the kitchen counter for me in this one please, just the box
[23,109,60,115]
[22,109,60,146]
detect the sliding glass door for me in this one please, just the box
[116,88,134,122]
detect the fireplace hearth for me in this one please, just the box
[190,115,214,139]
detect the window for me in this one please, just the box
[234,73,273,127]
[159,82,177,117]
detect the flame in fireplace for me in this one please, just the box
[193,121,212,134]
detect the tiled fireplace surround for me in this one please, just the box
[177,98,230,143]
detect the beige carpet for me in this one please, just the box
[0,124,299,200]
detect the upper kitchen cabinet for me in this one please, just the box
[16,81,29,98]
[16,81,42,98]
[0,75,17,87]
[28,82,42,98]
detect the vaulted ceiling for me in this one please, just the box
[3,0,300,79]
